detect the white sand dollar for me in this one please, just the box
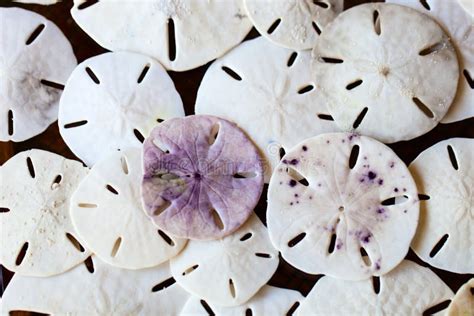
[71,0,252,72]
[0,8,76,142]
[267,133,419,280]
[409,138,473,274]
[297,260,454,315]
[244,0,343,50]
[70,148,186,270]
[446,278,474,316]
[0,256,189,315]
[170,214,279,307]
[196,37,339,182]
[59,51,184,167]
[386,0,474,123]
[311,3,459,143]
[0,149,90,277]
[181,285,303,315]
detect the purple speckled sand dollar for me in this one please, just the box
[142,115,264,240]
[267,133,420,280]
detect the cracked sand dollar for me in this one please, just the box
[142,115,264,240]
[267,133,419,280]
[170,214,279,307]
[0,7,76,142]
[446,278,474,316]
[71,0,252,71]
[386,0,474,123]
[297,260,454,315]
[0,256,189,315]
[311,3,459,143]
[70,148,186,270]
[409,138,473,274]
[196,37,339,182]
[181,285,303,315]
[244,0,344,50]
[0,149,90,277]
[59,51,184,167]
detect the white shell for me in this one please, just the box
[181,285,304,315]
[387,0,474,123]
[71,0,252,71]
[13,0,59,4]
[446,278,474,316]
[196,37,339,182]
[244,0,344,50]
[0,149,90,276]
[0,8,76,142]
[409,138,474,274]
[70,148,187,270]
[58,51,184,167]
[0,257,190,315]
[267,133,419,280]
[311,3,459,143]
[170,214,279,306]
[297,260,454,315]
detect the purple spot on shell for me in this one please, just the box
[302,145,308,151]
[375,262,381,270]
[279,181,283,185]
[376,208,385,214]
[318,183,322,187]
[290,202,294,206]
[390,162,395,168]
[368,171,377,180]
[336,240,343,250]
[342,139,345,143]
[403,188,407,192]
[296,201,299,204]
[394,188,399,192]
[294,193,298,197]
[309,196,313,200]
[378,179,384,185]
[360,178,365,183]
[282,158,299,166]
[363,156,367,160]
[403,210,407,213]
[326,140,330,144]
[289,179,297,187]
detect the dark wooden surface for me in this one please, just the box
[1,0,473,310]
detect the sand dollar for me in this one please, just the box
[142,115,264,240]
[196,37,338,182]
[267,133,419,280]
[387,0,474,123]
[59,51,184,167]
[71,0,252,71]
[170,214,279,306]
[70,148,186,270]
[0,256,189,315]
[0,8,76,142]
[297,260,454,315]
[0,149,90,276]
[409,138,473,274]
[311,3,459,143]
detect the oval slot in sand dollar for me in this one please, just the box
[0,8,76,142]
[297,260,454,315]
[387,0,473,123]
[409,138,473,274]
[170,214,279,307]
[70,0,252,71]
[0,150,90,277]
[70,148,186,270]
[0,256,189,315]
[142,115,264,240]
[267,133,419,280]
[196,37,339,182]
[311,3,459,143]
[244,0,344,50]
[59,51,184,167]
[181,285,303,315]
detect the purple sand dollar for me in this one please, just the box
[142,115,264,240]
